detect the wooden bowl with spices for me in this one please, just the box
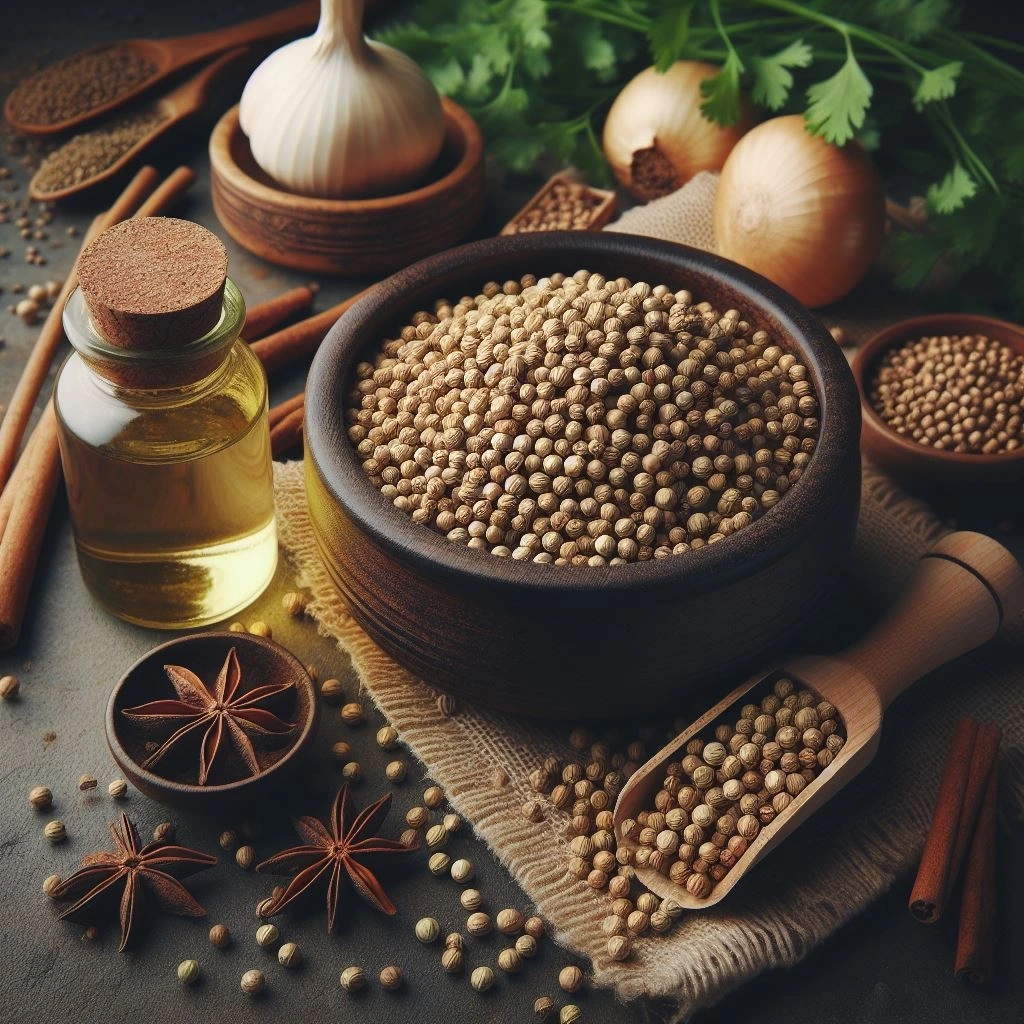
[305,233,862,718]
[106,632,319,810]
[853,313,1024,487]
[209,98,484,276]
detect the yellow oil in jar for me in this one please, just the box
[55,294,277,628]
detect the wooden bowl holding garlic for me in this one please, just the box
[209,0,484,274]
[304,232,862,717]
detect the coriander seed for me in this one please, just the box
[423,785,444,809]
[340,966,366,992]
[341,701,364,725]
[219,829,238,851]
[256,897,276,918]
[43,873,62,897]
[29,785,52,810]
[559,965,584,993]
[460,888,483,911]
[470,966,494,993]
[496,908,524,935]
[441,947,463,973]
[498,948,522,973]
[248,621,271,638]
[425,823,448,848]
[516,934,538,958]
[282,591,306,616]
[379,965,403,990]
[331,741,352,764]
[342,761,362,782]
[256,924,279,948]
[153,821,176,843]
[240,969,265,995]
[0,674,19,699]
[428,851,451,876]
[320,678,345,705]
[535,996,555,1020]
[451,858,474,883]
[406,806,429,830]
[445,932,464,951]
[209,924,231,948]
[376,725,400,750]
[236,845,255,870]
[385,759,407,783]
[278,942,302,967]
[415,917,441,944]
[78,774,98,792]
[561,1005,582,1024]
[177,959,200,986]
[44,820,66,843]
[607,934,632,961]
[107,779,127,799]
[525,916,545,939]
[442,812,462,834]
[467,911,492,936]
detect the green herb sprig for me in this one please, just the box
[378,0,1024,316]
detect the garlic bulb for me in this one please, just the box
[239,0,444,199]
[714,115,885,308]
[603,61,749,201]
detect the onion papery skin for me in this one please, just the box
[714,115,885,309]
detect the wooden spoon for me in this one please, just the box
[5,1,318,136]
[29,49,252,203]
[614,531,1024,909]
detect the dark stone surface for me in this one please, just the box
[0,4,1021,1023]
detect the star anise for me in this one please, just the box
[256,785,414,931]
[50,814,216,951]
[122,647,295,785]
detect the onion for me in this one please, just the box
[714,115,885,308]
[603,61,750,201]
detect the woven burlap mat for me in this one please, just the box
[271,175,1023,1017]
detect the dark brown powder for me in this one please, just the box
[7,45,158,127]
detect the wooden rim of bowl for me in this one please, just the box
[852,312,1024,469]
[106,632,318,800]
[209,97,483,212]
[306,232,861,597]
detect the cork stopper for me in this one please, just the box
[77,217,229,350]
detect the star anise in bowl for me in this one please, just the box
[106,632,319,810]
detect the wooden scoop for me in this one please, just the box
[614,531,1024,909]
[29,49,252,203]
[4,1,318,136]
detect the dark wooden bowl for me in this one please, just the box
[209,98,484,275]
[304,233,862,717]
[853,313,1024,486]
[106,632,319,810]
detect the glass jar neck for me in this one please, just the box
[62,278,246,392]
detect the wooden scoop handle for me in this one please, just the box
[837,531,1024,710]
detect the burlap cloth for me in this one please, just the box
[271,174,1024,1018]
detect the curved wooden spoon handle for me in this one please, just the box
[161,0,320,64]
[164,47,252,115]
[838,531,1024,710]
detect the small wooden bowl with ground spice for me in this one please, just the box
[209,98,484,275]
[853,313,1024,486]
[304,232,862,717]
[106,632,319,810]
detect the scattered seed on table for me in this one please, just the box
[535,996,555,1020]
[209,924,231,949]
[470,966,494,993]
[0,674,19,699]
[496,908,524,935]
[425,823,447,848]
[379,965,403,990]
[467,912,492,936]
[248,622,271,638]
[177,959,200,986]
[385,760,407,783]
[256,897,276,919]
[460,888,483,911]
[342,762,362,783]
[330,741,352,764]
[256,924,279,948]
[281,591,306,616]
[451,858,474,883]
[236,845,255,870]
[559,965,584,993]
[441,947,463,973]
[219,829,238,851]
[423,785,444,809]
[428,852,451,876]
[498,948,522,973]
[107,779,127,799]
[29,785,52,810]
[442,813,462,834]
[415,917,441,944]
[240,969,265,995]
[320,679,345,705]
[560,1005,582,1024]
[278,942,302,967]
[43,874,62,897]
[340,966,366,992]
[376,725,399,750]
[153,821,175,843]
[78,774,97,792]
[44,820,66,843]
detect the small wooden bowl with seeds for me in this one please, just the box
[853,313,1024,487]
[106,632,319,810]
[304,233,861,716]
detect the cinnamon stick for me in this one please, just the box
[0,165,161,492]
[250,288,369,374]
[0,409,44,539]
[270,405,305,457]
[955,760,998,984]
[132,166,197,219]
[949,723,1001,895]
[909,717,979,923]
[0,406,60,650]
[268,391,305,431]
[244,285,318,341]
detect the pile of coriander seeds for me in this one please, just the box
[622,675,845,900]
[347,270,820,565]
[867,332,1024,454]
[506,180,607,232]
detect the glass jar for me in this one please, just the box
[54,278,277,628]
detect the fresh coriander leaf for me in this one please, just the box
[890,232,943,290]
[750,39,813,110]
[913,61,962,110]
[649,0,695,73]
[999,143,1024,184]
[927,163,977,214]
[871,0,951,42]
[804,44,872,146]
[464,54,498,103]
[699,50,745,126]
[428,57,466,95]
[579,20,617,75]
